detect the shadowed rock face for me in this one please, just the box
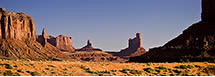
[129,0,215,62]
[201,0,215,22]
[76,40,102,51]
[108,33,146,59]
[0,8,36,40]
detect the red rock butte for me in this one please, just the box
[36,29,76,52]
[0,8,36,40]
[108,33,146,59]
[76,40,102,51]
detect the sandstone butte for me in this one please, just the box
[36,28,76,52]
[0,8,70,60]
[108,33,146,59]
[129,0,215,62]
[76,40,102,51]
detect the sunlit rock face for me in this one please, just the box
[36,29,76,52]
[0,8,36,40]
[129,0,215,62]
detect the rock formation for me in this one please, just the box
[0,8,70,60]
[76,40,102,51]
[108,33,146,59]
[36,28,47,47]
[129,0,215,62]
[0,8,36,40]
[36,30,76,52]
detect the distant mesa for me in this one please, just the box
[129,0,215,62]
[108,33,146,59]
[75,40,102,51]
[36,29,76,52]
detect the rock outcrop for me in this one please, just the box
[0,8,36,40]
[36,30,75,52]
[129,0,215,62]
[108,33,146,59]
[76,40,102,51]
[36,28,47,47]
[0,8,70,60]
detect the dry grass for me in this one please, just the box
[0,59,214,76]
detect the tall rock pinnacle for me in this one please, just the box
[201,0,215,22]
[42,28,47,38]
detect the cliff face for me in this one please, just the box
[129,0,215,62]
[36,29,75,52]
[0,8,36,40]
[108,33,146,59]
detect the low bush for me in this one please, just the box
[5,64,13,69]
[130,70,142,74]
[30,71,40,76]
[143,68,154,73]
[174,65,194,69]
[3,71,13,76]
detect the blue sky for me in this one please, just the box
[1,0,201,51]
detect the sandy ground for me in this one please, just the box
[0,59,214,76]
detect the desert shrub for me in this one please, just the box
[17,69,22,72]
[155,69,161,73]
[130,70,142,74]
[173,69,181,73]
[143,68,154,73]
[120,69,130,74]
[51,72,56,74]
[13,65,18,67]
[48,65,56,68]
[45,68,50,70]
[26,71,31,73]
[111,70,117,72]
[207,65,215,69]
[30,71,40,76]
[170,73,175,76]
[3,71,13,76]
[5,64,13,69]
[174,65,194,69]
[205,65,215,74]
[156,66,167,70]
[194,65,201,68]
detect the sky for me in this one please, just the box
[0,0,201,51]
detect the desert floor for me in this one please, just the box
[0,59,214,76]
